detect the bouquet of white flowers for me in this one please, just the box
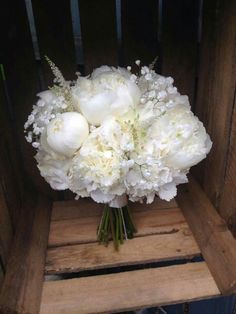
[25,58,212,249]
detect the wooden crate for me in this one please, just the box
[0,0,236,313]
[40,182,218,313]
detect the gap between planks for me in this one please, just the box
[46,201,200,274]
[46,230,200,274]
[40,262,220,314]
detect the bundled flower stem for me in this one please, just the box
[97,205,137,250]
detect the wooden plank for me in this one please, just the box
[121,0,159,68]
[46,230,200,274]
[0,184,13,267]
[51,197,178,221]
[40,262,220,314]
[194,0,236,207]
[176,176,236,295]
[0,261,4,291]
[0,63,22,229]
[0,197,52,314]
[1,0,56,200]
[219,95,236,237]
[162,0,199,104]
[49,203,181,247]
[79,0,118,74]
[31,0,77,84]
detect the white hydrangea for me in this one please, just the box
[69,119,134,203]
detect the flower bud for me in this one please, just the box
[46,112,89,157]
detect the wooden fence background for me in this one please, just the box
[0,0,236,295]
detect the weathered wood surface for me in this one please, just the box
[194,0,236,219]
[162,0,199,105]
[219,95,236,237]
[51,197,178,221]
[79,0,118,74]
[0,185,13,268]
[40,262,220,314]
[0,197,52,314]
[177,177,236,295]
[49,198,179,246]
[46,230,200,274]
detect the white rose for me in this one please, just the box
[72,68,140,125]
[45,112,89,157]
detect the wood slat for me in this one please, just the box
[176,177,236,295]
[194,0,236,208]
[0,197,52,314]
[46,230,200,274]
[121,0,159,68]
[31,0,77,84]
[51,197,178,221]
[49,201,181,247]
[2,0,56,200]
[0,59,23,230]
[40,262,220,314]
[219,94,236,237]
[162,0,199,104]
[79,0,118,74]
[0,184,13,267]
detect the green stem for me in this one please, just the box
[118,208,124,244]
[109,209,118,250]
[114,208,120,250]
[97,203,137,249]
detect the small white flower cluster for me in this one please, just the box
[24,90,68,148]
[25,61,212,206]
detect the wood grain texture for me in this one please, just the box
[51,197,178,221]
[40,262,220,314]
[31,0,77,84]
[0,185,13,267]
[0,197,52,314]
[194,0,236,210]
[176,177,236,295]
[46,230,200,274]
[162,0,199,104]
[49,199,179,247]
[79,0,118,74]
[219,94,236,237]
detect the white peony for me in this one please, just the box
[45,112,89,157]
[148,104,212,169]
[72,67,141,125]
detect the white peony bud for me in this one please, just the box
[45,112,89,157]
